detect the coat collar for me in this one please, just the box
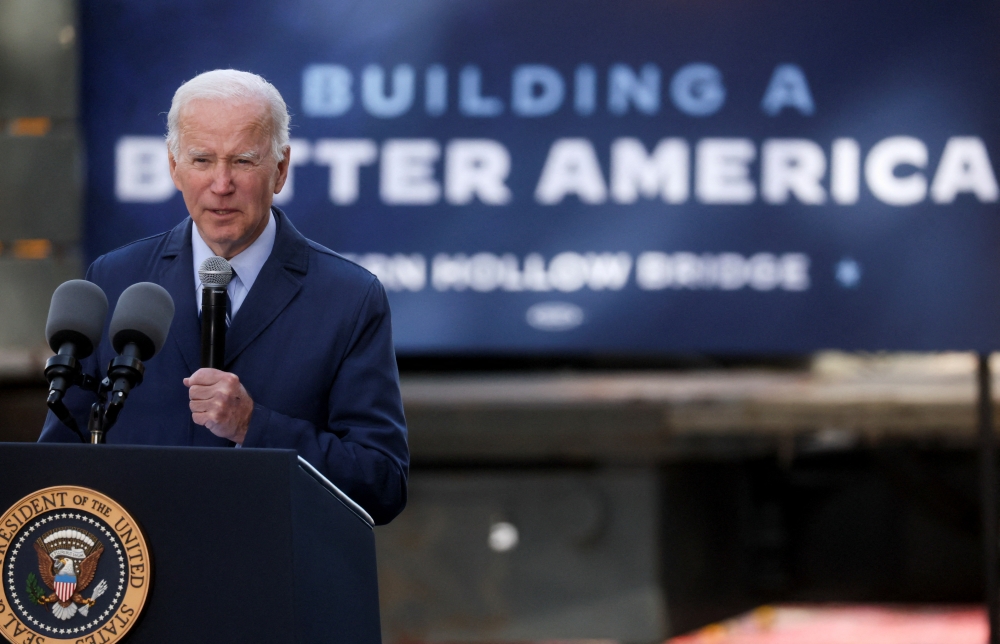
[159,207,309,372]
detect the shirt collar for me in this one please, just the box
[191,210,277,292]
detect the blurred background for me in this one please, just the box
[1,1,999,642]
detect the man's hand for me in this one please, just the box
[184,368,254,444]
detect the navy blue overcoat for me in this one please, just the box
[40,208,409,524]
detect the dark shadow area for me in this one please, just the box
[663,448,984,634]
[0,382,48,442]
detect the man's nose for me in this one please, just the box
[210,162,235,193]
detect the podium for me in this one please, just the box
[0,443,381,643]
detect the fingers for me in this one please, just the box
[190,410,214,428]
[188,399,214,413]
[187,382,239,401]
[189,396,229,430]
[186,373,254,444]
[185,370,242,398]
[183,367,230,387]
[188,396,235,415]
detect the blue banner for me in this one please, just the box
[81,0,1000,353]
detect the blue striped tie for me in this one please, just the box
[225,269,236,327]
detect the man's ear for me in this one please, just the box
[273,145,291,194]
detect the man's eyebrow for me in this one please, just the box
[183,149,261,161]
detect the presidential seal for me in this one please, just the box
[0,486,150,644]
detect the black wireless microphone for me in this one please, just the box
[199,256,233,369]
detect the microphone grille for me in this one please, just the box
[199,256,233,287]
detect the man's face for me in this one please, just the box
[168,98,289,259]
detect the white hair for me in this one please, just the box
[166,69,289,163]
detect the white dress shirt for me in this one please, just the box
[192,210,277,319]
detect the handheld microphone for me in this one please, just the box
[43,280,108,439]
[104,282,175,424]
[198,256,233,369]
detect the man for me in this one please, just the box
[39,70,409,525]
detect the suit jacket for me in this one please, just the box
[39,208,409,525]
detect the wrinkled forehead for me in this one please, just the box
[177,97,272,143]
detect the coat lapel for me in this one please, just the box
[224,208,308,367]
[159,218,201,375]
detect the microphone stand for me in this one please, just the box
[77,376,115,445]
[44,345,101,443]
[54,351,145,444]
[87,401,106,445]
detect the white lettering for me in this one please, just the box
[574,65,597,116]
[608,64,660,115]
[535,138,608,204]
[469,252,509,291]
[761,64,815,116]
[361,64,415,118]
[511,65,565,117]
[425,65,448,116]
[830,138,860,205]
[761,139,826,204]
[930,136,1000,203]
[670,63,726,117]
[445,140,512,205]
[459,66,503,117]
[865,136,927,206]
[312,139,378,205]
[381,139,441,205]
[116,136,175,203]
[526,302,584,331]
[346,253,427,292]
[548,253,593,292]
[611,138,689,204]
[432,253,471,291]
[523,253,551,291]
[586,253,633,290]
[431,252,631,292]
[302,64,353,117]
[636,251,810,291]
[695,138,756,204]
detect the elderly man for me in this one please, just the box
[39,70,409,525]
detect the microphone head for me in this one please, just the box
[199,256,233,287]
[45,280,109,358]
[109,282,175,361]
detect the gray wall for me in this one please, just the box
[0,0,82,380]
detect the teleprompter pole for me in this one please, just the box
[979,353,999,644]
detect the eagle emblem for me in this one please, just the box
[31,527,108,621]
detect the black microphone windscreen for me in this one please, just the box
[45,280,109,358]
[109,282,175,360]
